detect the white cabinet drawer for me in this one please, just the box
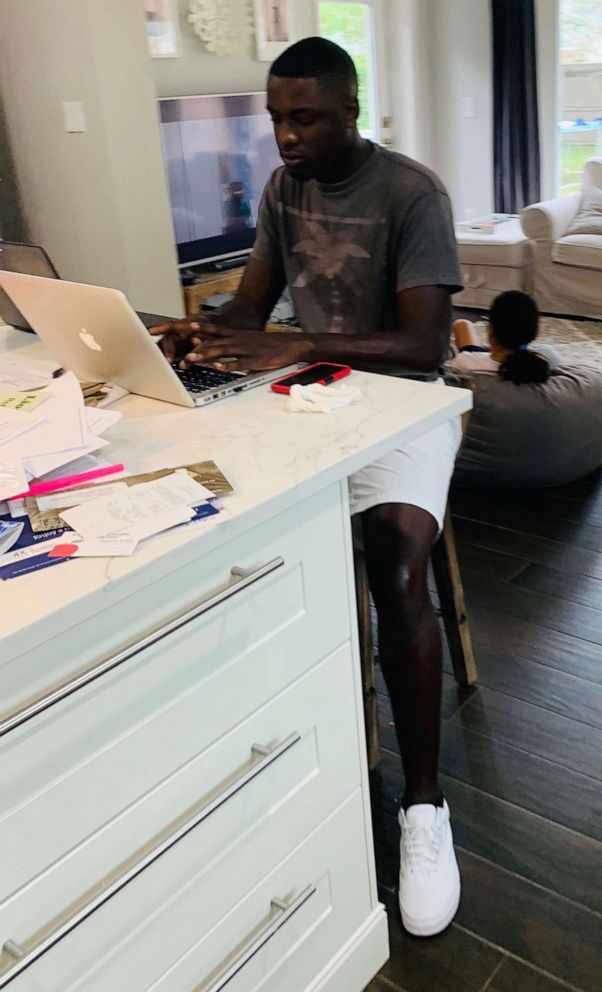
[0,644,364,985]
[4,790,371,992]
[0,489,351,906]
[0,484,350,721]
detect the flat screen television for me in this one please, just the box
[158,92,281,267]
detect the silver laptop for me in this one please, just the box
[0,272,300,408]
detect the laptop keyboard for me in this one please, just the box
[174,364,241,394]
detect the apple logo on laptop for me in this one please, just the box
[79,327,102,352]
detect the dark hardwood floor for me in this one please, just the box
[365,468,602,992]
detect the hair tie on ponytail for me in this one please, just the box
[517,343,528,351]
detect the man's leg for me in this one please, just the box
[361,502,442,808]
[452,317,482,350]
[361,500,460,937]
[348,414,463,938]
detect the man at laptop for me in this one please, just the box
[152,37,463,937]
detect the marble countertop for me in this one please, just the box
[0,327,471,648]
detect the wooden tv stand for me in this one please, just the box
[181,263,297,334]
[182,265,246,317]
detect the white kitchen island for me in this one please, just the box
[0,327,471,992]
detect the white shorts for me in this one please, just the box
[348,413,462,532]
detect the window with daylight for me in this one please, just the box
[558,0,602,194]
[318,0,379,141]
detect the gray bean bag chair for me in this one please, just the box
[453,364,602,488]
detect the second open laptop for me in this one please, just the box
[0,272,300,408]
[0,240,174,332]
[0,242,59,330]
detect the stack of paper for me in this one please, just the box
[0,372,123,499]
[22,460,232,533]
[0,460,233,580]
[60,471,218,553]
[0,359,54,392]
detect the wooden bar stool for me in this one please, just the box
[353,508,476,771]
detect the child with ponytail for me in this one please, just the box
[450,291,558,384]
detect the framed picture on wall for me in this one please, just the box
[145,0,180,58]
[254,0,295,61]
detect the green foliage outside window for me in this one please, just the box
[319,2,374,136]
[558,1,602,193]
[560,141,597,194]
[560,0,602,63]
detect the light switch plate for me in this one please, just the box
[461,97,476,119]
[62,101,87,133]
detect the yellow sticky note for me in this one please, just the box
[0,391,47,412]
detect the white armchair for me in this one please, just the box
[520,158,602,319]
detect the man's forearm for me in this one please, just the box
[211,295,267,330]
[297,331,445,373]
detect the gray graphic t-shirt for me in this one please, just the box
[252,144,463,352]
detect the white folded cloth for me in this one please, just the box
[286,382,361,413]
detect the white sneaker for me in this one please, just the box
[398,800,461,936]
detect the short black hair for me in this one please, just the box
[269,37,358,93]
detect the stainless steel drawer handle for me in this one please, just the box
[0,731,300,988]
[0,555,284,739]
[194,885,317,992]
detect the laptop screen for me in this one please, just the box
[0,242,59,330]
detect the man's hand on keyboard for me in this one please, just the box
[180,324,310,372]
[148,317,207,365]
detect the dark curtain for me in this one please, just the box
[492,0,541,212]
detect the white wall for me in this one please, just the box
[151,0,317,98]
[387,0,436,167]
[430,0,494,219]
[387,0,493,219]
[0,97,24,241]
[0,0,183,316]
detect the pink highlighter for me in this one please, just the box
[12,463,125,500]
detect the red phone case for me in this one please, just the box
[271,363,351,394]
